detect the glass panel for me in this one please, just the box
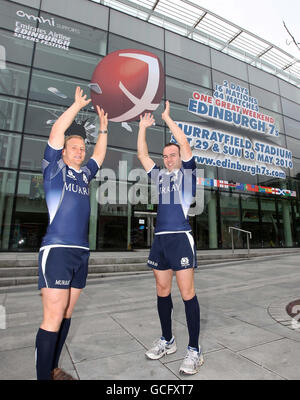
[240,194,260,248]
[108,34,164,67]
[0,169,17,250]
[33,43,102,80]
[195,190,218,249]
[290,158,300,178]
[0,132,21,168]
[281,98,300,122]
[286,136,300,159]
[24,100,94,137]
[97,214,128,249]
[29,69,90,107]
[0,95,26,132]
[0,28,35,66]
[211,49,248,81]
[277,199,294,247]
[166,54,211,88]
[249,85,282,114]
[284,117,300,140]
[0,0,39,32]
[13,172,48,250]
[166,77,212,106]
[20,135,48,171]
[106,120,164,154]
[39,12,107,55]
[260,197,279,248]
[0,62,30,98]
[212,70,249,94]
[291,200,300,246]
[101,147,162,177]
[248,65,280,94]
[217,168,258,185]
[220,192,241,249]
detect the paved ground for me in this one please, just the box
[1,252,300,380]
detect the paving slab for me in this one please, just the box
[0,251,300,380]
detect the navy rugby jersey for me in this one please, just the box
[41,143,99,248]
[148,156,196,234]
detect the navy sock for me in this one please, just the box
[183,295,200,351]
[35,328,58,380]
[157,294,173,342]
[52,318,71,370]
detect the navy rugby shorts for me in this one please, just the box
[38,246,90,289]
[147,232,197,271]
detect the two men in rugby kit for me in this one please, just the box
[36,88,202,380]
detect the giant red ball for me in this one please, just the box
[90,49,165,122]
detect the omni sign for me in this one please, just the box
[16,10,55,26]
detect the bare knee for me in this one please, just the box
[180,288,195,301]
[40,289,69,332]
[156,282,172,297]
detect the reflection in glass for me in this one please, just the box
[0,170,17,249]
[29,69,90,107]
[0,62,30,98]
[0,95,25,132]
[25,100,95,138]
[166,77,212,106]
[260,197,279,248]
[220,192,241,249]
[39,13,107,55]
[34,43,102,80]
[0,28,35,66]
[20,136,48,171]
[241,194,260,248]
[166,54,211,88]
[13,172,48,250]
[0,132,21,168]
[195,189,218,249]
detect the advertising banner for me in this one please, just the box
[173,80,293,181]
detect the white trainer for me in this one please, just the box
[145,336,177,360]
[179,346,204,375]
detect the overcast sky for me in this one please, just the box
[196,0,300,58]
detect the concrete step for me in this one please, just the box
[0,249,299,289]
[0,249,299,268]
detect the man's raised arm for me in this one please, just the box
[137,113,156,172]
[162,100,192,161]
[91,105,108,167]
[49,86,91,149]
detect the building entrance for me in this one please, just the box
[132,211,156,249]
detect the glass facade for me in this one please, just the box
[0,0,299,251]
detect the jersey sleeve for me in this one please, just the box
[181,156,197,197]
[182,155,196,171]
[147,164,160,183]
[83,158,100,182]
[42,142,64,181]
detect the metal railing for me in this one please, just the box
[229,227,252,258]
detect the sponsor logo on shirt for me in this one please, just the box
[181,257,190,267]
[148,259,158,267]
[64,182,89,196]
[83,173,88,184]
[55,279,70,286]
[67,170,77,180]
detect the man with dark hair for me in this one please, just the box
[137,101,203,375]
[35,87,108,380]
